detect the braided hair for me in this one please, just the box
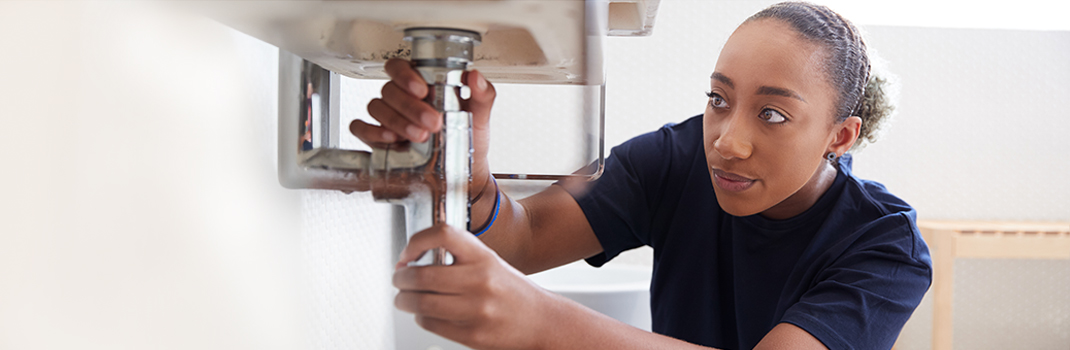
[747,2,896,151]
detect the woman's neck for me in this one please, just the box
[759,162,839,220]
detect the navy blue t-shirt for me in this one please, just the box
[567,115,932,350]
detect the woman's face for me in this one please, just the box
[703,19,845,218]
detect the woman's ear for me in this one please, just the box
[828,116,861,156]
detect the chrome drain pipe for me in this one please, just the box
[394,27,479,265]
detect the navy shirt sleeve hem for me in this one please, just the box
[782,314,851,350]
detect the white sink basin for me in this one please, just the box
[528,261,652,331]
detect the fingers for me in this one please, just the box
[393,263,489,294]
[460,70,495,178]
[366,93,437,142]
[359,58,443,143]
[365,98,426,142]
[397,223,490,268]
[383,58,427,98]
[395,291,485,321]
[380,81,442,132]
[349,119,398,145]
[460,70,496,126]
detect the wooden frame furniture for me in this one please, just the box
[916,220,1070,350]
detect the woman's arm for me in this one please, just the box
[475,183,603,274]
[394,224,710,350]
[754,324,828,350]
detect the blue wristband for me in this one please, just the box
[472,178,500,237]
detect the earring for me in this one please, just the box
[825,152,837,161]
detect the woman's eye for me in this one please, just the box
[706,92,728,109]
[759,109,787,123]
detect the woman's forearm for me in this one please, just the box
[474,183,603,275]
[534,291,716,350]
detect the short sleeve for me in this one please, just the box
[781,213,933,350]
[562,125,678,267]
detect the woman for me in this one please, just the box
[352,2,931,349]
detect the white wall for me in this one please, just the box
[2,1,1066,350]
[0,2,396,349]
[853,25,1070,222]
[594,0,1070,222]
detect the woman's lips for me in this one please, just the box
[711,168,756,192]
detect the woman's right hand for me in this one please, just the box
[394,223,561,350]
[350,58,497,195]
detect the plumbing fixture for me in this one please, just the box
[389,27,478,264]
[280,27,480,265]
[264,1,610,262]
[204,0,661,263]
[199,0,666,191]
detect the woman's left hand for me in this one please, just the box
[393,223,557,350]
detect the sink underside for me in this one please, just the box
[200,0,618,85]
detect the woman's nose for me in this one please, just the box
[712,114,753,160]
